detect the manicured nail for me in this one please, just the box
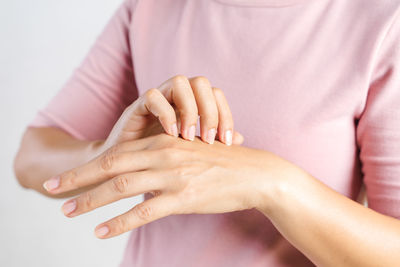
[95,226,109,238]
[188,125,196,141]
[43,176,60,191]
[62,200,76,215]
[171,123,179,137]
[225,130,232,146]
[206,128,216,144]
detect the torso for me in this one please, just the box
[120,0,400,266]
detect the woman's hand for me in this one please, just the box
[102,75,243,151]
[41,75,244,194]
[43,133,303,238]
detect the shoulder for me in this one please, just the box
[332,0,400,54]
[345,0,400,21]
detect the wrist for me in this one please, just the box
[253,158,311,218]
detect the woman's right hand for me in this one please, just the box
[41,75,243,195]
[102,75,244,152]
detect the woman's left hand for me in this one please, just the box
[45,133,303,238]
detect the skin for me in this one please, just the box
[15,75,400,266]
[14,75,243,197]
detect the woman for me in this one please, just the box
[14,0,400,266]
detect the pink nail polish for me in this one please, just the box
[188,125,196,141]
[206,128,216,144]
[95,226,110,238]
[225,130,232,146]
[43,176,60,191]
[62,200,76,215]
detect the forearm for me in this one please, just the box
[256,169,400,267]
[14,127,104,198]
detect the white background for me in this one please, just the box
[0,1,142,266]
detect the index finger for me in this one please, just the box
[94,194,178,239]
[43,148,158,195]
[158,75,199,141]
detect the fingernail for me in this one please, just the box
[225,130,232,146]
[62,200,76,215]
[95,226,109,238]
[171,123,179,137]
[43,176,60,191]
[188,125,196,141]
[206,128,216,144]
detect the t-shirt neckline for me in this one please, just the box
[213,0,310,7]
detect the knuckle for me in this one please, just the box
[212,87,223,93]
[83,191,93,209]
[112,176,130,194]
[99,146,119,171]
[191,76,210,87]
[144,89,160,111]
[145,88,160,100]
[179,184,198,205]
[133,203,153,221]
[175,165,192,178]
[113,216,128,234]
[61,169,78,187]
[161,147,182,161]
[212,87,225,97]
[172,75,188,85]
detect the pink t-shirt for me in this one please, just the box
[28,0,400,266]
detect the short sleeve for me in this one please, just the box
[28,0,138,141]
[356,13,400,219]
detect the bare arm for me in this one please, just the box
[14,76,243,199]
[13,127,103,198]
[43,134,400,266]
[257,170,400,267]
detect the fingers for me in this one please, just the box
[43,148,160,195]
[189,77,218,144]
[158,75,198,141]
[61,171,166,217]
[123,74,237,145]
[94,194,177,239]
[138,75,237,146]
[212,87,234,146]
[131,88,178,137]
[232,131,244,145]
